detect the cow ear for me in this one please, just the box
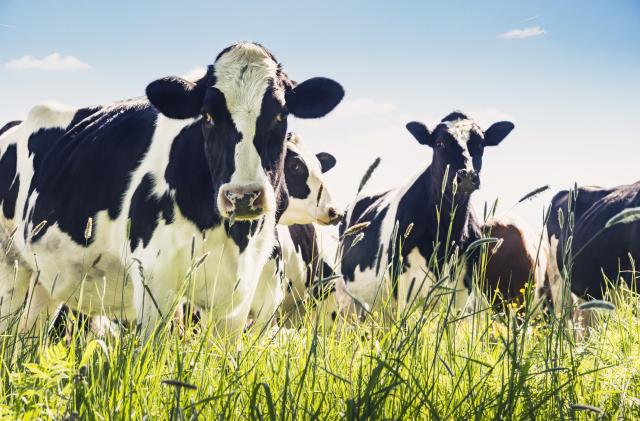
[405,121,433,147]
[316,152,337,173]
[146,66,211,119]
[484,121,514,146]
[286,77,344,119]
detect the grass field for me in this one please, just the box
[2,242,640,420]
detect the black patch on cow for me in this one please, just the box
[339,192,387,237]
[165,123,219,231]
[224,219,261,254]
[27,104,158,244]
[0,120,21,137]
[284,149,310,200]
[287,224,336,300]
[129,174,175,251]
[254,82,288,207]
[375,245,384,276]
[0,144,19,218]
[441,111,469,123]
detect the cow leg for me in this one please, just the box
[0,262,31,334]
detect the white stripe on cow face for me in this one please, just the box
[443,118,478,173]
[213,44,284,215]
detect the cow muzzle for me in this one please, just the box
[317,206,343,226]
[455,169,480,194]
[218,183,268,220]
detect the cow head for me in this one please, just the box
[278,133,341,226]
[406,111,514,196]
[146,42,344,221]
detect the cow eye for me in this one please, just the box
[275,113,286,124]
[203,112,214,125]
[436,141,445,149]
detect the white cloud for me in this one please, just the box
[4,53,91,71]
[497,26,546,39]
[0,23,16,28]
[330,98,397,119]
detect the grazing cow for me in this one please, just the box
[249,132,341,328]
[339,112,514,314]
[546,182,640,304]
[0,42,344,341]
[543,186,616,313]
[481,215,548,313]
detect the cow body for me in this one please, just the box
[0,42,344,340]
[339,112,514,314]
[547,183,640,302]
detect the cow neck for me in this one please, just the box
[419,165,473,245]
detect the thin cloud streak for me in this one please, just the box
[510,15,539,26]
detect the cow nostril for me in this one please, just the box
[328,208,337,219]
[225,190,237,202]
[249,190,264,210]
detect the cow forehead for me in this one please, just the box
[440,118,482,145]
[213,43,284,116]
[286,136,322,176]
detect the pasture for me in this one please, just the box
[1,193,639,420]
[1,2,639,420]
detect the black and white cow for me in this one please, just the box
[0,42,344,340]
[543,185,616,312]
[338,112,514,314]
[250,133,345,328]
[545,183,640,308]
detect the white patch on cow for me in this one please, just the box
[442,117,480,171]
[279,134,337,225]
[214,43,282,213]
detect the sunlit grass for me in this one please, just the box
[2,279,640,420]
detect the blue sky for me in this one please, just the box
[1,1,639,229]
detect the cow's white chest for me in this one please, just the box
[189,221,275,320]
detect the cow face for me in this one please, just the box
[406,111,514,195]
[278,133,340,226]
[146,43,344,221]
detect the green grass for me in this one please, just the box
[2,280,640,420]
